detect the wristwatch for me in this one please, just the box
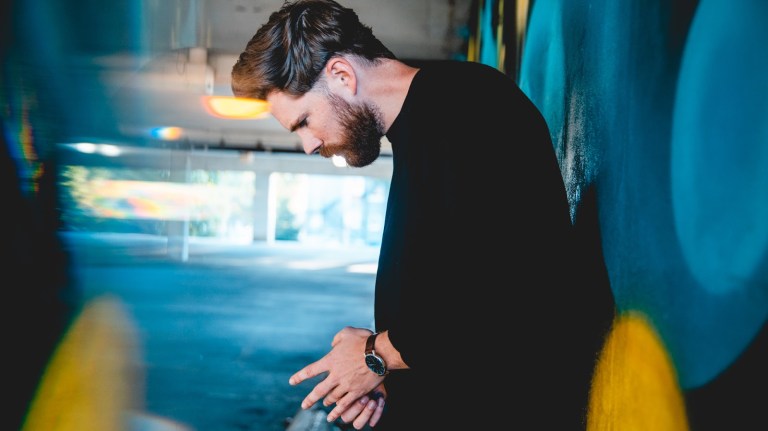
[364,333,388,376]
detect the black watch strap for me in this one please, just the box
[365,333,378,354]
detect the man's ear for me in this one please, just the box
[325,57,358,96]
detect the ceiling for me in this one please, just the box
[76,0,475,154]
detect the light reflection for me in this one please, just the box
[150,126,183,141]
[70,143,122,157]
[347,263,378,274]
[202,96,270,119]
[73,143,97,154]
[98,144,121,157]
[331,155,347,167]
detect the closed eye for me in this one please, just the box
[290,117,307,133]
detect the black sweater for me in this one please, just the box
[374,60,591,429]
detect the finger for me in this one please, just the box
[322,386,349,407]
[368,396,385,428]
[326,392,360,423]
[301,379,336,410]
[352,398,378,430]
[337,396,369,424]
[288,361,325,386]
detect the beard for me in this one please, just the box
[319,93,385,168]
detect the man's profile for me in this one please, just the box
[232,1,603,429]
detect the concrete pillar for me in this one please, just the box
[251,173,271,242]
[166,148,190,261]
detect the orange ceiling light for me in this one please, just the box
[202,96,271,119]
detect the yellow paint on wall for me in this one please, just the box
[587,311,689,431]
[22,296,142,431]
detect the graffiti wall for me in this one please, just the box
[471,0,767,429]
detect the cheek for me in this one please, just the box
[319,114,343,140]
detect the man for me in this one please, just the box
[232,1,600,429]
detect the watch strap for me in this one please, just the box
[365,332,378,354]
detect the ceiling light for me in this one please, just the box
[150,126,184,140]
[203,96,271,119]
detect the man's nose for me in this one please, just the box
[298,131,322,155]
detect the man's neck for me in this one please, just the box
[358,59,420,131]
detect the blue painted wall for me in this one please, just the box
[513,0,767,428]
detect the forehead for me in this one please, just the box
[267,90,324,131]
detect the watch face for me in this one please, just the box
[365,353,387,376]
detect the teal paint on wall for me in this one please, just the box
[671,0,768,297]
[518,0,767,404]
[479,0,499,69]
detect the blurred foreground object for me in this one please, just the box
[22,296,142,431]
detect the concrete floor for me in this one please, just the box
[63,232,379,431]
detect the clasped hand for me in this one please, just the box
[289,326,387,428]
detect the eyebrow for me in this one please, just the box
[288,115,305,133]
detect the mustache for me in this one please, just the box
[319,145,337,158]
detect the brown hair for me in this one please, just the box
[231,0,395,100]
